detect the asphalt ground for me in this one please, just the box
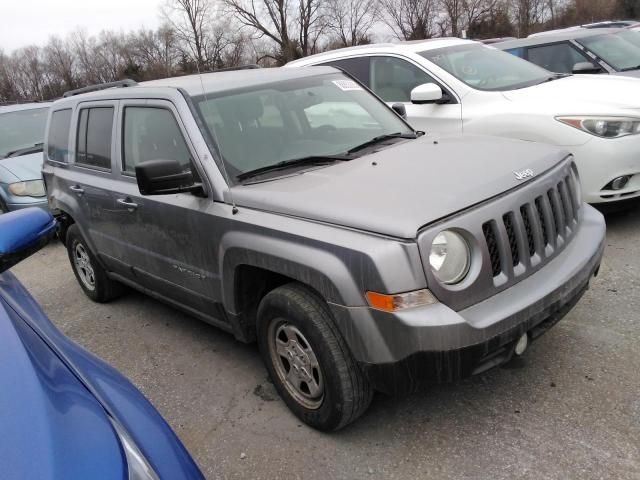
[11,202,640,480]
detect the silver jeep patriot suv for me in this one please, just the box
[43,67,605,431]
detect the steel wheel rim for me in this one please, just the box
[74,243,96,290]
[268,319,324,410]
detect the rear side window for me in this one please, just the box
[122,107,191,174]
[47,109,72,162]
[76,107,113,170]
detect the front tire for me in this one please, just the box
[257,283,373,431]
[66,224,125,302]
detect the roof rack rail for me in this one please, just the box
[203,64,261,73]
[63,79,137,98]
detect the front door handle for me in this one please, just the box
[116,198,138,212]
[69,185,84,195]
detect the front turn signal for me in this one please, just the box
[366,289,437,312]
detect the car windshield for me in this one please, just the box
[193,72,413,180]
[578,32,640,71]
[0,107,48,158]
[419,44,552,91]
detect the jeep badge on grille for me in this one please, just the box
[514,168,534,181]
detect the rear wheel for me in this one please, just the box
[257,283,373,431]
[66,224,125,302]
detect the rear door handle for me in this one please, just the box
[69,185,84,195]
[116,198,138,212]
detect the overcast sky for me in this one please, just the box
[1,0,163,52]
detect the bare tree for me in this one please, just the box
[163,0,213,69]
[222,0,324,64]
[379,0,438,40]
[325,0,378,47]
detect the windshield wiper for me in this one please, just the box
[3,143,44,159]
[346,132,417,154]
[621,65,640,72]
[236,154,350,182]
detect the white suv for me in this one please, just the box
[287,38,640,204]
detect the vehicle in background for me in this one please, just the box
[0,103,50,214]
[478,37,517,44]
[0,207,204,480]
[528,20,640,38]
[43,68,605,430]
[497,28,640,77]
[287,38,640,203]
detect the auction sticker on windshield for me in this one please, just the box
[332,79,363,91]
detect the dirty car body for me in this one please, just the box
[43,67,605,429]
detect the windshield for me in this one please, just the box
[0,107,48,158]
[193,73,412,180]
[419,44,552,91]
[578,32,640,71]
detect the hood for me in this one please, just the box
[612,69,640,79]
[230,134,567,238]
[502,74,640,111]
[0,151,44,182]
[0,298,126,480]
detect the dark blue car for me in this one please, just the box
[0,208,204,479]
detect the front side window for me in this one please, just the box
[320,57,371,87]
[47,109,72,162]
[420,44,551,91]
[579,32,640,71]
[194,73,412,179]
[370,56,438,102]
[526,43,593,73]
[76,107,113,170]
[0,107,48,158]
[122,107,191,174]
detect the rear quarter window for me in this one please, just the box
[47,109,72,163]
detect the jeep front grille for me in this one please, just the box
[482,173,580,281]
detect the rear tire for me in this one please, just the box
[66,224,125,302]
[257,283,373,431]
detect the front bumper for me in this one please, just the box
[573,135,640,203]
[329,205,605,395]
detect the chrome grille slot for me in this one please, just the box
[534,196,549,246]
[482,221,502,277]
[502,212,520,267]
[520,205,536,257]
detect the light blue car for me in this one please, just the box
[0,103,50,214]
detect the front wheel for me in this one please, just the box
[257,283,373,431]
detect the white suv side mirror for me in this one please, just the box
[410,83,444,104]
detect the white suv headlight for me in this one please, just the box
[429,230,471,285]
[557,116,640,138]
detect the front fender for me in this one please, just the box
[220,231,360,310]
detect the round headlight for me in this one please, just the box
[429,230,471,285]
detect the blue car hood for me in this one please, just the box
[0,297,126,480]
[0,271,204,479]
[0,152,43,182]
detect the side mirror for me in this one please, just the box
[572,62,603,74]
[136,159,201,196]
[391,103,407,119]
[0,208,56,273]
[410,83,446,104]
